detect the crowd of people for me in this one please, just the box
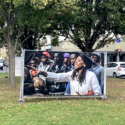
[24,51,104,96]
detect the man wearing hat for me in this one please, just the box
[37,51,54,80]
[63,53,72,72]
[90,52,104,94]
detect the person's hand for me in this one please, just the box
[35,70,42,76]
[29,69,33,78]
[50,63,56,70]
[34,70,47,77]
[29,69,37,79]
[76,92,81,95]
[31,70,37,77]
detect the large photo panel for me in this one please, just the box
[23,50,105,97]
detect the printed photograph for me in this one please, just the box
[23,51,104,96]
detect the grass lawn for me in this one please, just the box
[0,73,125,125]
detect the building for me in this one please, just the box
[51,38,125,63]
[1,35,124,63]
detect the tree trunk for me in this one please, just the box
[8,39,16,88]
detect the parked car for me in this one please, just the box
[0,58,3,70]
[107,62,125,78]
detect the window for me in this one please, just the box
[0,59,3,63]
[109,63,114,68]
[120,64,125,68]
[107,63,117,68]
[111,63,118,67]
[109,55,117,62]
[107,63,111,68]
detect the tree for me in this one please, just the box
[51,0,125,52]
[0,0,54,87]
[0,0,75,87]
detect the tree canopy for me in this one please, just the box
[0,0,76,87]
[51,0,125,51]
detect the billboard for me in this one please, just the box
[19,49,107,101]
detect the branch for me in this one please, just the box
[13,26,25,52]
[13,10,21,28]
[13,39,18,52]
[3,33,8,41]
[93,32,114,51]
[35,33,45,43]
[20,32,36,44]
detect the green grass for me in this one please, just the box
[0,73,125,125]
[0,73,9,78]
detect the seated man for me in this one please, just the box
[28,52,53,94]
[37,51,54,81]
[46,52,67,95]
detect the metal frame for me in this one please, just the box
[18,49,26,103]
[18,50,108,103]
[101,52,108,100]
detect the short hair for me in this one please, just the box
[71,53,79,58]
[30,58,37,64]
[34,57,40,64]
[34,78,46,89]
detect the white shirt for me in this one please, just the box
[47,70,102,95]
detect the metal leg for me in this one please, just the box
[18,98,26,103]
[101,52,108,101]
[101,96,108,101]
[18,49,25,103]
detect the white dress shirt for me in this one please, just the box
[47,70,102,95]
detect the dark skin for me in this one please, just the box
[54,53,60,64]
[91,54,98,63]
[74,56,86,73]
[34,56,88,95]
[29,55,48,79]
[70,54,77,66]
[34,56,99,96]
[51,53,60,70]
[50,53,60,70]
[29,55,48,80]
[41,55,48,66]
[30,60,37,68]
[64,58,70,66]
[35,56,86,77]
